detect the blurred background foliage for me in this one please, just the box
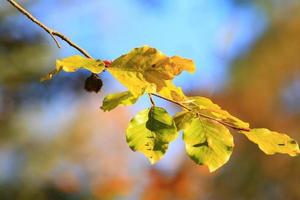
[0,0,299,199]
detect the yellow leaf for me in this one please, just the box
[183,118,234,172]
[158,81,186,102]
[101,91,139,111]
[41,55,105,81]
[241,128,299,156]
[183,96,250,130]
[108,46,195,96]
[169,56,195,74]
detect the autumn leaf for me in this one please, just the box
[173,111,196,131]
[157,81,187,102]
[126,107,178,164]
[101,91,139,111]
[41,55,105,81]
[182,117,234,172]
[182,96,250,130]
[241,128,300,156]
[108,46,195,97]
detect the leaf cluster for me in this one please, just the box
[42,46,299,172]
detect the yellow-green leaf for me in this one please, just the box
[41,55,105,81]
[241,128,299,156]
[183,96,249,130]
[183,117,234,172]
[108,46,195,96]
[101,91,139,111]
[126,107,178,164]
[158,81,187,102]
[173,111,195,131]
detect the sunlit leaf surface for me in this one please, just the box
[101,91,139,111]
[173,111,195,131]
[182,117,234,172]
[41,55,105,81]
[183,96,250,130]
[241,128,300,156]
[108,46,195,97]
[158,81,186,102]
[126,107,177,164]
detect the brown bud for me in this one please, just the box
[84,73,103,93]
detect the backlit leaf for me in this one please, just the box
[173,111,195,131]
[126,107,177,164]
[41,55,105,81]
[108,46,195,96]
[183,96,249,130]
[158,81,186,102]
[101,91,139,111]
[182,117,234,172]
[241,128,300,156]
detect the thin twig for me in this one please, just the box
[148,93,156,107]
[51,31,92,58]
[150,93,250,132]
[7,0,92,59]
[196,112,250,132]
[150,93,191,111]
[7,0,251,132]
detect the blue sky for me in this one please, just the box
[21,0,267,92]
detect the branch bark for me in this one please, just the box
[150,93,250,132]
[148,93,156,107]
[7,0,250,132]
[7,0,93,59]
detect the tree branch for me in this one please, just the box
[148,93,156,107]
[8,0,250,132]
[7,0,93,59]
[150,93,191,111]
[150,93,250,132]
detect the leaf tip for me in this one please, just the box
[149,158,157,165]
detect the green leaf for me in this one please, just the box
[183,96,249,130]
[101,91,139,111]
[182,117,234,172]
[126,107,178,164]
[173,111,195,131]
[41,55,105,81]
[108,46,195,96]
[241,128,299,156]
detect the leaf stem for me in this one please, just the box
[8,0,251,133]
[103,60,112,68]
[148,93,156,107]
[7,0,93,59]
[150,93,191,111]
[150,93,250,132]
